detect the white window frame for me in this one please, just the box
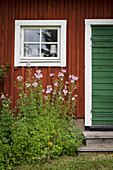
[85,19,113,126]
[14,20,67,67]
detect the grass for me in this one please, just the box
[15,153,113,170]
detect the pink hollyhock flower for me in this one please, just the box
[44,96,47,99]
[71,79,74,83]
[50,73,54,76]
[72,97,76,101]
[54,82,58,87]
[36,70,41,74]
[34,73,43,79]
[46,90,50,94]
[58,72,64,77]
[69,75,78,82]
[46,85,52,94]
[59,96,64,101]
[39,73,43,78]
[69,75,72,79]
[63,89,68,96]
[17,76,23,81]
[32,82,38,87]
[47,85,52,91]
[26,62,31,67]
[61,69,66,73]
[25,83,31,88]
[1,94,5,99]
[42,89,45,92]
[53,91,56,95]
[72,75,78,81]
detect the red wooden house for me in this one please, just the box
[1,0,113,149]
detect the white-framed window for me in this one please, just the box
[85,19,113,127]
[14,20,67,67]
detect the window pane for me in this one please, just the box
[24,29,40,42]
[41,44,57,57]
[24,44,40,57]
[42,30,57,42]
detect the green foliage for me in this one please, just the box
[0,96,15,169]
[0,66,84,169]
[0,62,10,81]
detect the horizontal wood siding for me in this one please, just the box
[0,0,113,117]
[92,26,113,125]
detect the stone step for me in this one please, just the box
[83,131,113,147]
[79,145,113,152]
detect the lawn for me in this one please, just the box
[15,153,113,170]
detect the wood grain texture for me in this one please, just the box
[0,0,113,117]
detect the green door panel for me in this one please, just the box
[93,78,113,83]
[92,108,113,113]
[92,120,113,125]
[92,26,113,125]
[93,90,113,96]
[92,60,113,66]
[92,47,113,54]
[92,72,113,78]
[92,54,113,60]
[92,37,113,42]
[93,102,113,109]
[92,96,113,102]
[92,41,113,47]
[92,65,113,71]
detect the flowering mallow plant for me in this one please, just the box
[0,63,84,169]
[15,67,78,117]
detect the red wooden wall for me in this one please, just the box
[0,0,113,117]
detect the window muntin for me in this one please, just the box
[22,27,59,59]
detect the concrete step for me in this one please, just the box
[79,145,113,152]
[83,131,113,147]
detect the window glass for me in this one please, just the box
[24,29,58,57]
[42,30,57,42]
[24,44,40,57]
[24,29,40,42]
[41,44,57,57]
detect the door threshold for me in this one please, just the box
[85,126,113,131]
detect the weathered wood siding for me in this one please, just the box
[0,0,113,117]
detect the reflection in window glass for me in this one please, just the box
[42,30,57,42]
[24,29,40,42]
[24,44,40,57]
[41,44,57,57]
[23,29,58,58]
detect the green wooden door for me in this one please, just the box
[92,26,113,125]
